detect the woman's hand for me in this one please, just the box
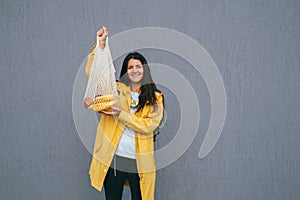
[83,97,94,109]
[101,106,121,116]
[97,26,108,48]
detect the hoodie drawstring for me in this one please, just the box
[114,155,117,177]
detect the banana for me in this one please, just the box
[95,94,118,102]
[93,95,119,112]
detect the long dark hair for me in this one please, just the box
[119,52,161,112]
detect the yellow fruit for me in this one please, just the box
[93,95,119,111]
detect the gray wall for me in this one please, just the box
[1,0,299,199]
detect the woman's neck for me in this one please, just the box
[130,83,141,93]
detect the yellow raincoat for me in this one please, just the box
[85,45,164,200]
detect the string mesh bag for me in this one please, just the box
[84,36,119,112]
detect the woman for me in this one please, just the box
[83,26,164,200]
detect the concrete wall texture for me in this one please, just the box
[1,0,299,199]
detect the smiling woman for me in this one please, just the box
[119,52,160,113]
[127,59,144,85]
[83,26,165,200]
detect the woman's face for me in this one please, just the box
[127,58,144,84]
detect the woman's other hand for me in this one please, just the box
[97,26,108,48]
[83,97,94,109]
[101,106,121,116]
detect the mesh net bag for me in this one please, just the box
[84,37,119,111]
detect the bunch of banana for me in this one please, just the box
[88,94,119,112]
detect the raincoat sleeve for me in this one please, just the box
[117,93,164,135]
[85,44,96,78]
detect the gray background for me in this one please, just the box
[1,0,299,200]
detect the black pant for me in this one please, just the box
[103,155,142,200]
